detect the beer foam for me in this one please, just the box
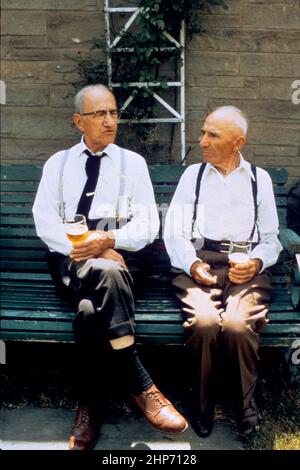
[228,253,250,264]
[66,225,88,235]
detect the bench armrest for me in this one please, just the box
[292,259,300,307]
[294,254,300,285]
[280,230,300,307]
[279,228,300,256]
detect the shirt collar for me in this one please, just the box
[237,153,256,180]
[77,136,114,159]
[204,152,255,180]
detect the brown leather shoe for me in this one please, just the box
[132,384,188,434]
[69,404,99,450]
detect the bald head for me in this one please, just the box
[199,105,247,171]
[208,106,248,136]
[74,84,115,114]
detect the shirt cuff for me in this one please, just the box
[184,256,203,277]
[250,255,264,273]
[110,229,120,249]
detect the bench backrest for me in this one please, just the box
[0,164,289,275]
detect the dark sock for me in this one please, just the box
[74,336,110,413]
[112,344,153,396]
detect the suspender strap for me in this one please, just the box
[191,163,207,238]
[116,147,126,222]
[58,149,69,220]
[249,164,260,242]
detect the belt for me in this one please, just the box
[203,238,258,254]
[88,217,129,231]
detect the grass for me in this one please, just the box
[0,343,299,450]
[243,349,300,450]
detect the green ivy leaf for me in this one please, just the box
[156,19,165,30]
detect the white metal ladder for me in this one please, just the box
[104,0,186,162]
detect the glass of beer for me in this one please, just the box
[228,241,251,264]
[64,214,89,245]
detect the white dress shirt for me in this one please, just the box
[164,155,282,275]
[33,138,159,255]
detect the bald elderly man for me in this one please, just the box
[164,106,282,438]
[33,84,187,450]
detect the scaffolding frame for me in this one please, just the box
[104,0,186,162]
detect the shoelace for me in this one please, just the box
[145,391,168,408]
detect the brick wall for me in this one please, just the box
[1,0,299,186]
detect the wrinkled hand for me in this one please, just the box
[228,258,261,284]
[70,230,115,262]
[190,260,217,286]
[101,248,127,270]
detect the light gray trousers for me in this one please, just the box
[172,250,273,413]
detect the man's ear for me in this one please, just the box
[235,135,246,152]
[73,113,85,133]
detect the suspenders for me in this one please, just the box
[191,162,207,239]
[249,164,260,242]
[191,163,260,242]
[58,149,69,220]
[58,146,127,223]
[116,147,126,222]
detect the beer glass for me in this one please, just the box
[64,214,88,245]
[228,241,251,264]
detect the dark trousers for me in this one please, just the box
[172,250,273,414]
[47,250,144,408]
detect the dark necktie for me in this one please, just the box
[76,149,105,219]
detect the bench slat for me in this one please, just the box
[0,239,45,248]
[1,183,38,192]
[0,228,37,236]
[2,317,298,337]
[0,330,296,347]
[1,320,73,332]
[0,216,35,225]
[0,331,74,342]
[1,165,288,184]
[1,165,43,180]
[2,286,290,302]
[0,272,52,281]
[0,250,47,260]
[148,165,288,184]
[0,205,34,214]
[1,309,299,323]
[1,194,35,203]
[0,261,48,270]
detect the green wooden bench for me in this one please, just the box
[1,165,300,363]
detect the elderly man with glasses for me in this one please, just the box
[33,84,187,450]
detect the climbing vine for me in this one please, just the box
[74,0,228,160]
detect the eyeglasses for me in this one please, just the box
[80,109,119,120]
